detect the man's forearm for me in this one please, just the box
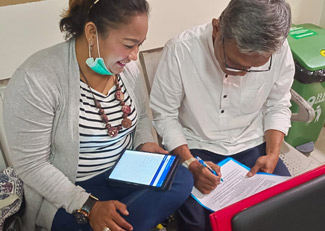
[171,144,194,162]
[265,129,285,157]
[172,144,202,175]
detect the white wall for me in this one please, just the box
[142,0,229,50]
[321,1,325,27]
[0,0,324,80]
[0,0,67,80]
[289,0,325,26]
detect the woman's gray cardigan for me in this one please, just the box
[3,39,154,230]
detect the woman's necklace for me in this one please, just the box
[79,67,132,137]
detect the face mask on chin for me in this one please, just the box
[86,57,114,75]
[86,30,114,76]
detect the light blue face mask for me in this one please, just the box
[86,31,114,76]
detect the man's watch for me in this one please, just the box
[73,194,98,224]
[182,157,197,169]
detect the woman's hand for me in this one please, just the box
[89,200,133,231]
[136,142,168,154]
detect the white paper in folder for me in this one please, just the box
[191,157,291,211]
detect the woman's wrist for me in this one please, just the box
[72,194,99,224]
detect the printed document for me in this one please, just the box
[191,157,291,211]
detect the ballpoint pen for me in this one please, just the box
[195,156,224,182]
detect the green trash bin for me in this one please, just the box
[285,23,325,152]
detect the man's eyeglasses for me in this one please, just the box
[222,38,272,73]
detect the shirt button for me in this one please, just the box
[221,110,225,113]
[223,95,227,98]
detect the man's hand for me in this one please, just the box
[189,160,222,194]
[247,154,279,177]
[172,145,221,194]
[247,129,285,177]
[89,200,133,231]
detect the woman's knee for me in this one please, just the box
[172,166,194,197]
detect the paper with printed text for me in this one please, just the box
[191,157,291,211]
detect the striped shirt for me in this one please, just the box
[77,76,138,182]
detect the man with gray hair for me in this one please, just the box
[150,0,294,230]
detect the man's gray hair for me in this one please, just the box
[219,0,291,54]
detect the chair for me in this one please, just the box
[209,164,325,231]
[0,78,24,231]
[0,78,12,167]
[139,47,164,96]
[139,48,164,144]
[139,47,318,177]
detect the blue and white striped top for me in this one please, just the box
[77,76,137,182]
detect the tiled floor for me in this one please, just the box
[279,126,325,176]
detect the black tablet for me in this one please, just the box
[107,149,180,190]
